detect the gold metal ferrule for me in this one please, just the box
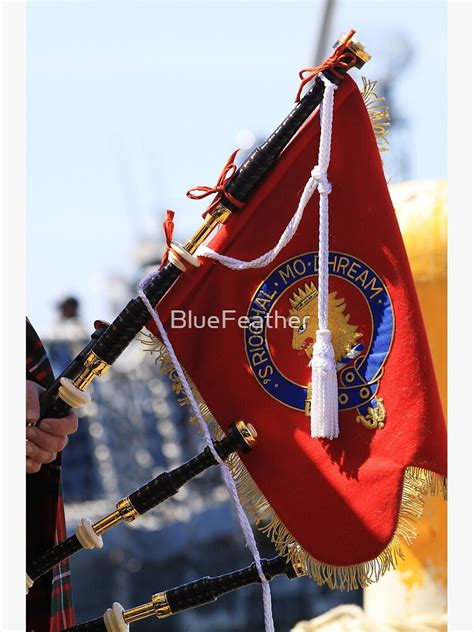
[291,557,307,578]
[123,601,156,624]
[286,542,307,577]
[336,31,371,64]
[152,592,172,618]
[116,497,139,523]
[92,510,122,536]
[122,592,172,624]
[183,203,233,256]
[93,496,139,536]
[235,421,258,449]
[72,351,110,391]
[122,591,172,623]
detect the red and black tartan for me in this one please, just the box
[26,318,75,631]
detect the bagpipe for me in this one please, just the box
[37,30,369,421]
[64,555,305,631]
[26,421,256,587]
[28,26,448,632]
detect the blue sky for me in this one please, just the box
[26,0,447,333]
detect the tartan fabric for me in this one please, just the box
[26,318,75,631]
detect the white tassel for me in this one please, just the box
[309,74,339,440]
[310,329,339,439]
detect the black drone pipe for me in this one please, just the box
[27,421,256,586]
[63,555,304,631]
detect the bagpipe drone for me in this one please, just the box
[64,556,305,632]
[28,28,447,631]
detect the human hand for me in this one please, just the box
[26,380,79,474]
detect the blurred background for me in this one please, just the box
[26,1,447,630]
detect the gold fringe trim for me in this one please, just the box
[226,449,446,591]
[140,336,217,427]
[360,76,390,154]
[142,298,446,592]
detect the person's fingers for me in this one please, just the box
[25,439,57,465]
[38,412,78,437]
[26,380,45,425]
[26,426,68,453]
[26,458,42,474]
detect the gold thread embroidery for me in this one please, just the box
[356,397,386,430]
[289,286,362,363]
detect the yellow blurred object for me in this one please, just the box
[291,180,447,632]
[391,180,447,284]
[364,180,447,626]
[390,180,447,415]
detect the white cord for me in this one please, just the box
[196,175,318,269]
[309,75,339,439]
[313,76,336,333]
[197,74,339,440]
[138,285,274,632]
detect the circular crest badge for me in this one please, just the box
[244,251,394,430]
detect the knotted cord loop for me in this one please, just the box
[186,149,244,215]
[160,209,175,268]
[295,29,357,102]
[311,166,332,195]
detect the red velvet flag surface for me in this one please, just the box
[149,75,447,589]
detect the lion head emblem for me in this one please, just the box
[289,282,362,363]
